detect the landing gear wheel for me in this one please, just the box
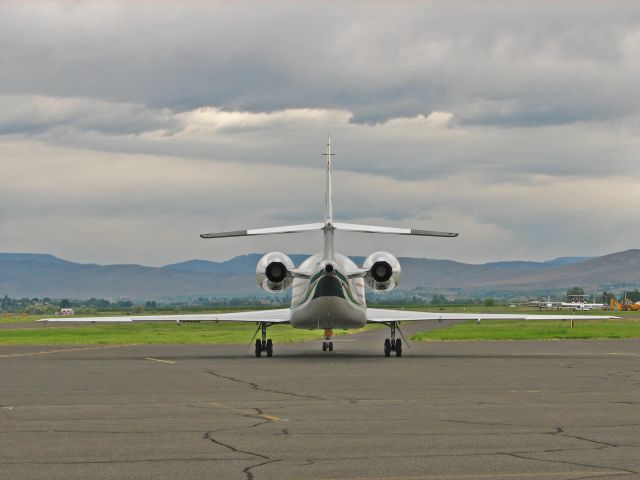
[322,341,327,351]
[384,338,391,357]
[255,339,262,357]
[395,338,402,357]
[328,341,333,352]
[266,339,273,357]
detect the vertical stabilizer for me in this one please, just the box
[323,135,334,225]
[322,136,335,260]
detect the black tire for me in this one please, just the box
[328,341,333,352]
[266,339,273,357]
[255,339,262,357]
[384,338,391,357]
[322,342,327,352]
[395,338,402,357]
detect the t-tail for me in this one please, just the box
[200,137,459,259]
[323,136,335,260]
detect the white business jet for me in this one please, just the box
[40,139,617,357]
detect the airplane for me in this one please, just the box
[557,295,607,311]
[527,296,557,310]
[40,138,619,357]
[527,295,607,311]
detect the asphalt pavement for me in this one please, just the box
[1,323,639,480]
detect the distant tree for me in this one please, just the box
[95,299,110,310]
[431,294,448,305]
[602,292,616,304]
[625,289,640,303]
[133,305,145,314]
[116,300,133,309]
[483,298,496,307]
[145,300,157,309]
[59,299,71,308]
[566,287,584,297]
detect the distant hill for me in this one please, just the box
[479,250,640,289]
[0,251,637,300]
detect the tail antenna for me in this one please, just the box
[322,135,335,225]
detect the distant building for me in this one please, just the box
[59,308,74,316]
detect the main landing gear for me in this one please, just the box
[322,328,334,352]
[254,322,273,357]
[383,322,402,357]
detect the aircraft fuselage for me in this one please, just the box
[290,253,368,329]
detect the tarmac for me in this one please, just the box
[1,322,639,480]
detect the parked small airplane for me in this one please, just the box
[528,297,556,310]
[558,295,607,311]
[40,139,618,357]
[528,295,607,311]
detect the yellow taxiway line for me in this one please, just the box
[210,401,283,422]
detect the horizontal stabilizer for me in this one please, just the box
[201,223,324,239]
[333,222,458,238]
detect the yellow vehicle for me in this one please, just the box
[610,298,640,311]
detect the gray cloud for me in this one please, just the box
[1,1,640,266]
[0,95,178,135]
[1,2,639,126]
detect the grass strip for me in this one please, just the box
[0,322,381,345]
[412,319,640,341]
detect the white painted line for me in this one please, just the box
[145,357,176,364]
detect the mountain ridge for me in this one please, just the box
[1,251,637,299]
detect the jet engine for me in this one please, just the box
[256,252,295,293]
[363,251,401,292]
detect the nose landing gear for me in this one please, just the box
[322,328,334,352]
[383,322,402,357]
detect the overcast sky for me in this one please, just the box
[1,1,640,266]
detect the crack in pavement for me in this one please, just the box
[494,425,634,478]
[243,459,281,480]
[609,401,640,406]
[501,451,639,477]
[204,368,325,400]
[201,371,297,480]
[202,431,270,460]
[552,427,619,449]
[1,456,251,465]
[568,473,634,480]
[298,423,631,471]
[203,431,281,480]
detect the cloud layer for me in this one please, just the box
[1,2,639,266]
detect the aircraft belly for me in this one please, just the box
[291,297,367,329]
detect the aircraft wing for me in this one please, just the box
[38,309,291,324]
[366,308,620,323]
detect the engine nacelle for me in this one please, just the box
[363,251,401,292]
[256,252,295,293]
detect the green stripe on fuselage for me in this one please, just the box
[313,276,344,299]
[300,269,361,307]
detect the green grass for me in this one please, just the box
[0,322,382,346]
[412,319,640,342]
[1,314,46,324]
[3,306,637,345]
